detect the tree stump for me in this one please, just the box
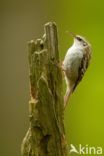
[21,22,68,156]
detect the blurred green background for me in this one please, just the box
[0,0,104,156]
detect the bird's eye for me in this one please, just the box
[76,37,82,41]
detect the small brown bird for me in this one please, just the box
[63,33,92,107]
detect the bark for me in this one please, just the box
[21,22,68,156]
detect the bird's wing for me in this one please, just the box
[73,50,91,91]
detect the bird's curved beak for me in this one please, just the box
[65,31,76,38]
[70,32,76,38]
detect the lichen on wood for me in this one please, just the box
[21,22,68,156]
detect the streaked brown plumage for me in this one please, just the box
[63,34,91,107]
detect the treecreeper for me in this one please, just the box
[63,32,91,107]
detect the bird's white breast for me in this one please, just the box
[63,45,84,80]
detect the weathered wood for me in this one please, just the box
[21,22,68,156]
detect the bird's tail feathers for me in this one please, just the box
[64,84,75,108]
